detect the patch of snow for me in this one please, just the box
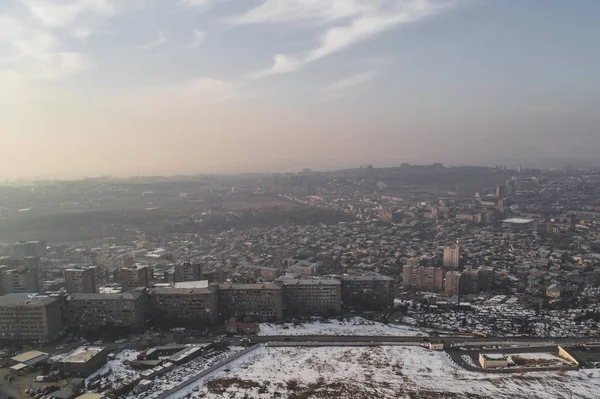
[170,346,600,399]
[259,317,430,336]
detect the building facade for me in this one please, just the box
[443,246,460,268]
[340,275,394,310]
[0,294,62,343]
[64,291,146,333]
[281,279,341,316]
[444,271,463,296]
[148,286,218,328]
[216,283,283,322]
[120,266,151,290]
[174,262,203,283]
[64,267,97,294]
[1,268,40,294]
[402,265,444,292]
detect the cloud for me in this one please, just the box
[249,0,454,77]
[225,0,377,26]
[187,29,206,49]
[0,1,127,82]
[22,0,115,28]
[180,0,214,6]
[327,70,377,91]
[252,54,301,78]
[139,30,167,50]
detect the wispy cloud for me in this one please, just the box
[186,29,206,49]
[225,0,377,26]
[139,30,167,50]
[22,0,115,28]
[327,70,377,92]
[248,0,455,77]
[180,0,214,7]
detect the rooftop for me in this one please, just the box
[62,346,105,363]
[281,279,341,286]
[0,294,57,307]
[340,275,394,282]
[152,287,213,295]
[503,218,535,224]
[217,282,282,290]
[68,291,142,301]
[173,280,209,289]
[12,350,48,364]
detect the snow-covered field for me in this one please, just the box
[168,346,600,399]
[259,317,431,336]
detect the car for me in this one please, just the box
[56,344,68,350]
[115,338,127,344]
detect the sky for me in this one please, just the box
[1,0,599,179]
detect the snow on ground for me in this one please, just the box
[86,349,139,384]
[259,317,430,336]
[127,347,246,399]
[509,352,570,361]
[168,346,600,399]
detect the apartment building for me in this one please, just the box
[120,265,151,290]
[0,294,62,343]
[281,279,341,316]
[216,282,283,322]
[445,271,463,296]
[174,262,203,283]
[148,286,218,327]
[64,267,97,294]
[402,265,444,292]
[443,245,460,268]
[340,275,394,310]
[64,291,146,332]
[2,268,41,294]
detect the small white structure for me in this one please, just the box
[428,342,444,351]
[479,353,508,369]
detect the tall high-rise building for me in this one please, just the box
[174,261,203,283]
[461,269,480,295]
[443,246,460,268]
[477,267,495,292]
[120,265,151,290]
[402,265,444,292]
[1,268,40,294]
[64,267,97,293]
[445,271,463,296]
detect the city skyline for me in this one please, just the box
[1,0,599,179]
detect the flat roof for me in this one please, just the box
[167,346,203,362]
[340,275,394,281]
[0,294,57,307]
[503,218,534,224]
[173,280,209,289]
[62,347,104,363]
[68,291,141,301]
[152,287,213,295]
[482,353,506,360]
[10,363,28,371]
[12,350,48,364]
[76,394,106,399]
[281,279,341,286]
[217,282,282,290]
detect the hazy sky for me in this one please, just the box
[1,0,599,179]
